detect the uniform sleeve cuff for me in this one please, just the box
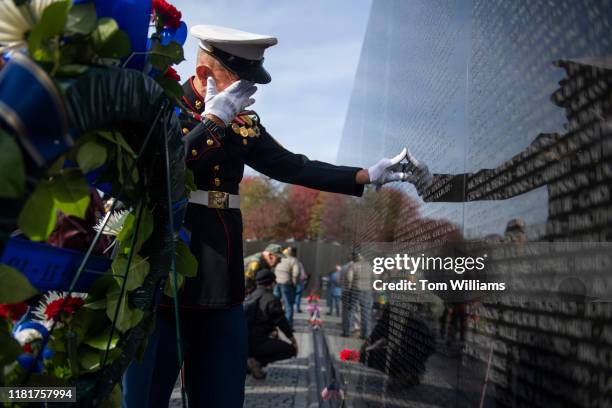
[202,117,225,139]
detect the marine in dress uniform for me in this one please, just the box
[123,24,414,408]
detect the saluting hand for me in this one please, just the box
[203,77,257,126]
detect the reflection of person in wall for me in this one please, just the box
[402,58,612,407]
[360,304,435,387]
[340,253,374,339]
[405,58,612,242]
[504,218,527,244]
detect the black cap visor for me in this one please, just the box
[206,46,271,84]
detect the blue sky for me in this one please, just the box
[172,0,372,167]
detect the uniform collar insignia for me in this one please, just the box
[181,76,205,114]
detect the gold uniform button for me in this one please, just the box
[239,127,249,137]
[206,139,214,146]
[191,149,197,157]
[213,165,220,172]
[214,177,221,187]
[195,100,203,110]
[182,127,190,135]
[243,139,248,145]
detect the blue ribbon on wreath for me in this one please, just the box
[12,321,54,374]
[0,53,71,167]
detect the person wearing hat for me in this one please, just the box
[124,24,416,408]
[244,268,298,380]
[272,245,301,326]
[244,243,285,295]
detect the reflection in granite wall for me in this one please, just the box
[334,0,612,407]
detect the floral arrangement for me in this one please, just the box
[306,294,322,328]
[0,0,194,401]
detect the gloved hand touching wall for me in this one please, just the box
[367,148,409,190]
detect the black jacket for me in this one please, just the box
[177,78,364,308]
[245,287,293,341]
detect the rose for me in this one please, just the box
[163,66,181,82]
[152,0,182,29]
[339,349,359,362]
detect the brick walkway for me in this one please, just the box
[169,300,473,408]
[243,319,310,408]
[169,309,312,408]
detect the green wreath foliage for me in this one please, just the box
[0,1,195,404]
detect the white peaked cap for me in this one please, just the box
[190,24,278,61]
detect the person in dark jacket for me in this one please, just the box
[245,269,298,379]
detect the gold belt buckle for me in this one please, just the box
[208,190,229,209]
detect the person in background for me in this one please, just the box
[326,264,342,316]
[504,218,527,244]
[292,247,308,313]
[244,244,285,296]
[273,245,300,326]
[325,264,341,314]
[245,269,298,380]
[341,253,374,339]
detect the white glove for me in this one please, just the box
[367,148,409,189]
[404,149,433,195]
[203,77,257,126]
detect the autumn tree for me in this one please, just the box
[240,176,289,240]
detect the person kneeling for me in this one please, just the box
[245,269,298,379]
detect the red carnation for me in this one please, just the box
[163,66,181,82]
[339,349,360,362]
[152,0,182,29]
[0,302,28,322]
[43,296,85,321]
